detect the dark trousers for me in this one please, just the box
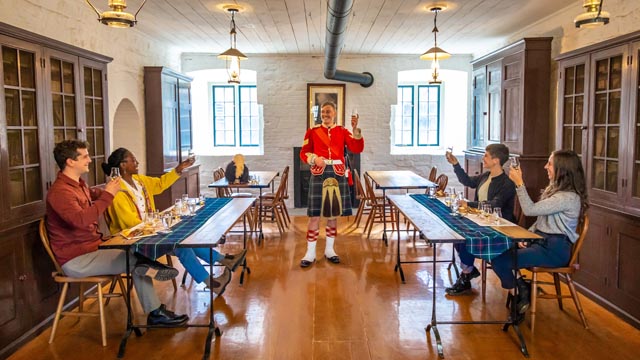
[454,243,476,268]
[491,231,572,289]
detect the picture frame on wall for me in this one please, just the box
[306,83,345,129]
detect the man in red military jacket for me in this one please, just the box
[299,102,364,267]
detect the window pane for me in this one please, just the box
[595,59,608,91]
[64,96,76,127]
[92,69,102,97]
[594,127,606,157]
[62,61,74,94]
[94,100,103,126]
[84,67,92,96]
[5,89,20,126]
[22,90,37,126]
[608,91,621,124]
[594,93,607,124]
[8,130,23,166]
[575,96,584,124]
[9,170,25,207]
[606,126,619,158]
[54,129,64,144]
[25,167,42,203]
[609,56,622,89]
[606,161,617,192]
[52,94,63,126]
[565,67,575,95]
[24,129,39,165]
[51,59,62,92]
[563,98,574,124]
[563,128,572,148]
[19,51,35,88]
[573,128,582,153]
[85,99,94,126]
[95,129,104,156]
[575,64,585,93]
[2,46,19,86]
[593,159,605,189]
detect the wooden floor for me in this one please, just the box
[8,215,640,360]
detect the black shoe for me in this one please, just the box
[147,304,189,327]
[516,277,531,314]
[134,254,179,281]
[208,268,232,296]
[325,255,340,264]
[466,266,481,280]
[300,259,315,268]
[218,249,247,272]
[508,312,526,326]
[445,276,472,296]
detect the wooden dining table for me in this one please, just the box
[366,170,436,245]
[100,197,254,360]
[387,194,541,359]
[208,171,278,242]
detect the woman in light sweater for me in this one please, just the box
[491,149,588,321]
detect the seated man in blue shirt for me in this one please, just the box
[444,143,516,295]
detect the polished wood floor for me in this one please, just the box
[8,215,640,360]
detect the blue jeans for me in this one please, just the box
[454,243,476,268]
[173,248,225,284]
[491,231,572,289]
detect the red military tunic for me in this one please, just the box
[300,124,364,166]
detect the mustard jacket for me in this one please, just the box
[106,170,180,235]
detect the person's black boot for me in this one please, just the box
[445,275,472,296]
[516,277,531,314]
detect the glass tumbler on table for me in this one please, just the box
[187,198,198,215]
[492,207,502,225]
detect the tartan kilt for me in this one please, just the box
[307,166,353,217]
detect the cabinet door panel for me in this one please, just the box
[487,61,501,143]
[574,207,609,295]
[502,53,523,153]
[0,235,28,351]
[471,68,486,147]
[79,58,108,187]
[609,216,640,322]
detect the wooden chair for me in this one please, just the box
[428,166,438,182]
[40,218,125,346]
[257,168,289,235]
[528,215,590,333]
[351,169,371,228]
[363,172,395,239]
[260,166,291,227]
[435,173,448,192]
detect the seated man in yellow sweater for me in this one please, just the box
[102,148,246,295]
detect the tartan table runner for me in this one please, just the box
[133,197,232,260]
[409,194,511,261]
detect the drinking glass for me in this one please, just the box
[482,203,493,221]
[351,108,358,117]
[188,199,197,215]
[510,156,520,170]
[181,193,189,203]
[446,146,454,154]
[144,211,155,227]
[199,193,206,205]
[174,199,183,216]
[428,186,436,198]
[109,167,120,181]
[450,193,460,216]
[188,150,196,162]
[493,207,503,225]
[161,213,173,231]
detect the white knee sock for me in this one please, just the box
[302,229,318,262]
[325,226,338,258]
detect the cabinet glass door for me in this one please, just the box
[81,62,107,186]
[471,68,486,147]
[487,62,501,143]
[559,57,589,160]
[1,45,45,211]
[630,42,640,207]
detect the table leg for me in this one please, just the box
[501,242,530,358]
[203,248,222,359]
[393,206,405,283]
[425,240,444,359]
[240,212,250,285]
[258,189,264,244]
[117,250,135,358]
[382,189,388,246]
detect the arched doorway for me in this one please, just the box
[111,98,144,166]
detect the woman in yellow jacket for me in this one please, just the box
[102,148,246,295]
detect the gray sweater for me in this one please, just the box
[516,186,581,243]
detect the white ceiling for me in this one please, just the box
[128,0,580,56]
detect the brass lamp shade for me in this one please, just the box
[218,48,248,61]
[85,0,147,28]
[420,46,451,61]
[574,0,610,28]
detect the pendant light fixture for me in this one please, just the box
[420,6,450,85]
[574,0,610,28]
[218,6,248,84]
[85,0,148,28]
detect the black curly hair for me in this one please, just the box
[101,147,129,175]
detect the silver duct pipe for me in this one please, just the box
[324,0,374,87]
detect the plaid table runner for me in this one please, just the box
[410,194,511,261]
[133,197,232,260]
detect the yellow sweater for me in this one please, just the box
[106,170,180,235]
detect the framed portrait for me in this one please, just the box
[307,83,345,129]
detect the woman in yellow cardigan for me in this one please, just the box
[102,148,246,295]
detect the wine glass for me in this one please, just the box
[510,156,520,170]
[109,167,120,181]
[493,207,503,225]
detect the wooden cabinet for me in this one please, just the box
[144,67,199,210]
[468,38,552,201]
[556,31,640,327]
[0,22,111,356]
